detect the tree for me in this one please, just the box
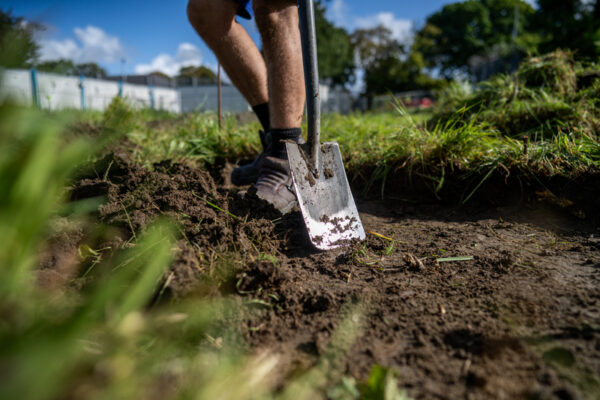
[414,0,536,76]
[37,59,77,75]
[37,59,108,78]
[176,65,217,86]
[76,63,107,78]
[533,0,581,51]
[314,0,355,87]
[533,0,600,58]
[178,65,216,80]
[0,9,39,68]
[352,25,404,95]
[352,25,403,70]
[352,25,444,96]
[147,71,171,80]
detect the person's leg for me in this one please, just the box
[253,0,305,139]
[187,0,269,110]
[252,0,306,213]
[188,0,271,186]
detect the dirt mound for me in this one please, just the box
[62,154,600,399]
[72,153,287,296]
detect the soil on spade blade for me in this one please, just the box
[49,153,599,400]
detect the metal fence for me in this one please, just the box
[179,84,250,113]
[0,68,354,115]
[0,69,180,112]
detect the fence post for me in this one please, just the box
[217,63,222,129]
[149,84,155,110]
[79,75,86,110]
[30,68,40,108]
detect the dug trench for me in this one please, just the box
[42,152,599,399]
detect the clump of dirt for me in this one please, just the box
[305,173,316,187]
[37,218,85,290]
[237,259,289,293]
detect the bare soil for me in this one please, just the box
[46,152,600,399]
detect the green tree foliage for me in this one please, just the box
[352,25,401,69]
[315,0,355,87]
[415,0,536,76]
[178,65,217,80]
[36,58,76,75]
[415,0,600,76]
[533,0,600,58]
[352,26,444,95]
[533,0,583,52]
[0,10,39,68]
[37,59,108,78]
[353,26,404,95]
[75,62,108,78]
[147,70,171,80]
[37,59,76,75]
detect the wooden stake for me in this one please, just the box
[217,63,222,130]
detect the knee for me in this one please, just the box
[253,0,297,30]
[186,0,211,36]
[187,0,232,38]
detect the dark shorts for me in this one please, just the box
[235,0,252,19]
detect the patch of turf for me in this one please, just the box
[433,50,599,141]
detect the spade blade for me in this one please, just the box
[286,141,365,250]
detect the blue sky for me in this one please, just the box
[5,0,459,76]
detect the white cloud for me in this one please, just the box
[74,26,124,63]
[40,38,79,60]
[39,25,125,63]
[327,0,347,27]
[355,12,413,44]
[134,43,203,76]
[512,0,593,9]
[325,1,414,44]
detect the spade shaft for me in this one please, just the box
[298,0,320,173]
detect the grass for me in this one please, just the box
[97,52,599,201]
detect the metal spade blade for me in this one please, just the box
[286,141,365,250]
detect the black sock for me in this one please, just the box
[270,128,302,159]
[252,103,270,132]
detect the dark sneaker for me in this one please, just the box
[232,132,305,186]
[255,156,297,214]
[231,131,271,186]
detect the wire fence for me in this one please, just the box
[1,69,355,115]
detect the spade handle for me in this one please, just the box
[298,0,320,172]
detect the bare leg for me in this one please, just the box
[187,0,268,106]
[253,0,306,129]
[251,0,305,213]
